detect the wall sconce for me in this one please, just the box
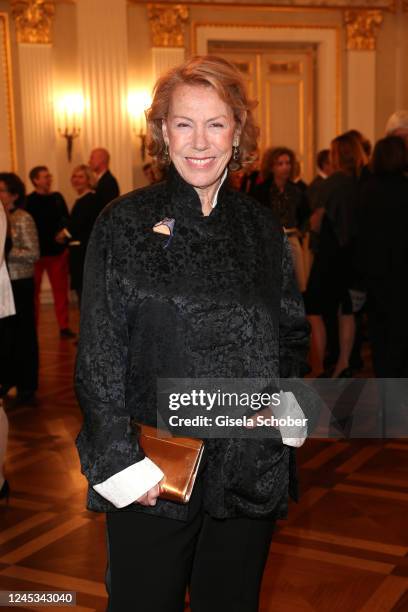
[55,94,85,162]
[128,91,152,162]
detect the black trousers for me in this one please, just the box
[106,484,275,612]
[1,278,39,393]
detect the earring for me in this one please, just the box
[163,143,170,163]
[232,144,240,161]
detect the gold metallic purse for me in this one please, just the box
[134,423,204,504]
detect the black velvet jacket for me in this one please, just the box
[75,166,314,521]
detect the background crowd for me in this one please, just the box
[1,110,408,418]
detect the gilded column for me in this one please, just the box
[147,4,189,82]
[76,0,132,193]
[344,9,383,143]
[11,0,58,183]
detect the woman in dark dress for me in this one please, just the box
[251,147,310,292]
[75,56,318,611]
[57,165,98,306]
[304,133,366,377]
[356,136,408,377]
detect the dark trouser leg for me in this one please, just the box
[367,309,387,378]
[189,514,275,612]
[0,315,16,390]
[106,503,203,612]
[11,278,39,393]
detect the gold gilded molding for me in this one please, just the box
[344,9,383,50]
[11,0,55,45]
[135,0,395,9]
[147,4,189,47]
[0,13,17,171]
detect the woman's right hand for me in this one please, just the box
[136,483,161,506]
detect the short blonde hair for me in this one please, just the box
[385,110,408,135]
[71,164,93,186]
[146,55,259,170]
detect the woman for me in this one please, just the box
[0,199,15,501]
[251,147,310,292]
[56,165,98,306]
[75,56,314,612]
[304,133,366,378]
[0,173,39,404]
[357,136,408,377]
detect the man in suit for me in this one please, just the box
[88,148,120,215]
[26,166,75,338]
[307,149,332,211]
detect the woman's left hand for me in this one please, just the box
[135,483,161,506]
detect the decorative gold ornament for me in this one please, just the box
[147,4,189,48]
[344,9,383,50]
[11,0,55,45]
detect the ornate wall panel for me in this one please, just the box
[194,24,341,155]
[134,0,395,8]
[147,4,189,47]
[76,0,132,193]
[11,0,55,44]
[0,14,17,172]
[344,9,383,50]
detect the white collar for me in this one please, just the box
[95,169,107,182]
[211,168,228,209]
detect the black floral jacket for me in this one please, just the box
[75,166,315,520]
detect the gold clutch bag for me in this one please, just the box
[135,423,204,504]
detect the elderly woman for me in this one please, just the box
[0,173,39,404]
[56,165,98,306]
[75,56,313,611]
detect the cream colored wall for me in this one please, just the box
[375,10,408,140]
[128,3,154,189]
[53,2,80,207]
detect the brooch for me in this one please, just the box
[152,217,175,249]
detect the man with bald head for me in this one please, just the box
[385,110,408,148]
[88,148,120,215]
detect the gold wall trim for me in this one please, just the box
[132,0,395,11]
[191,22,342,134]
[344,9,383,50]
[147,4,189,47]
[0,13,17,172]
[11,0,55,45]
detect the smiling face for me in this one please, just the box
[162,83,239,205]
[71,169,90,195]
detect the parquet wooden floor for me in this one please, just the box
[1,304,408,611]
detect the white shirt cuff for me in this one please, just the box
[278,391,308,448]
[93,457,164,508]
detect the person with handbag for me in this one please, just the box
[75,56,316,612]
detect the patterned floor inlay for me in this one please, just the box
[1,305,407,611]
